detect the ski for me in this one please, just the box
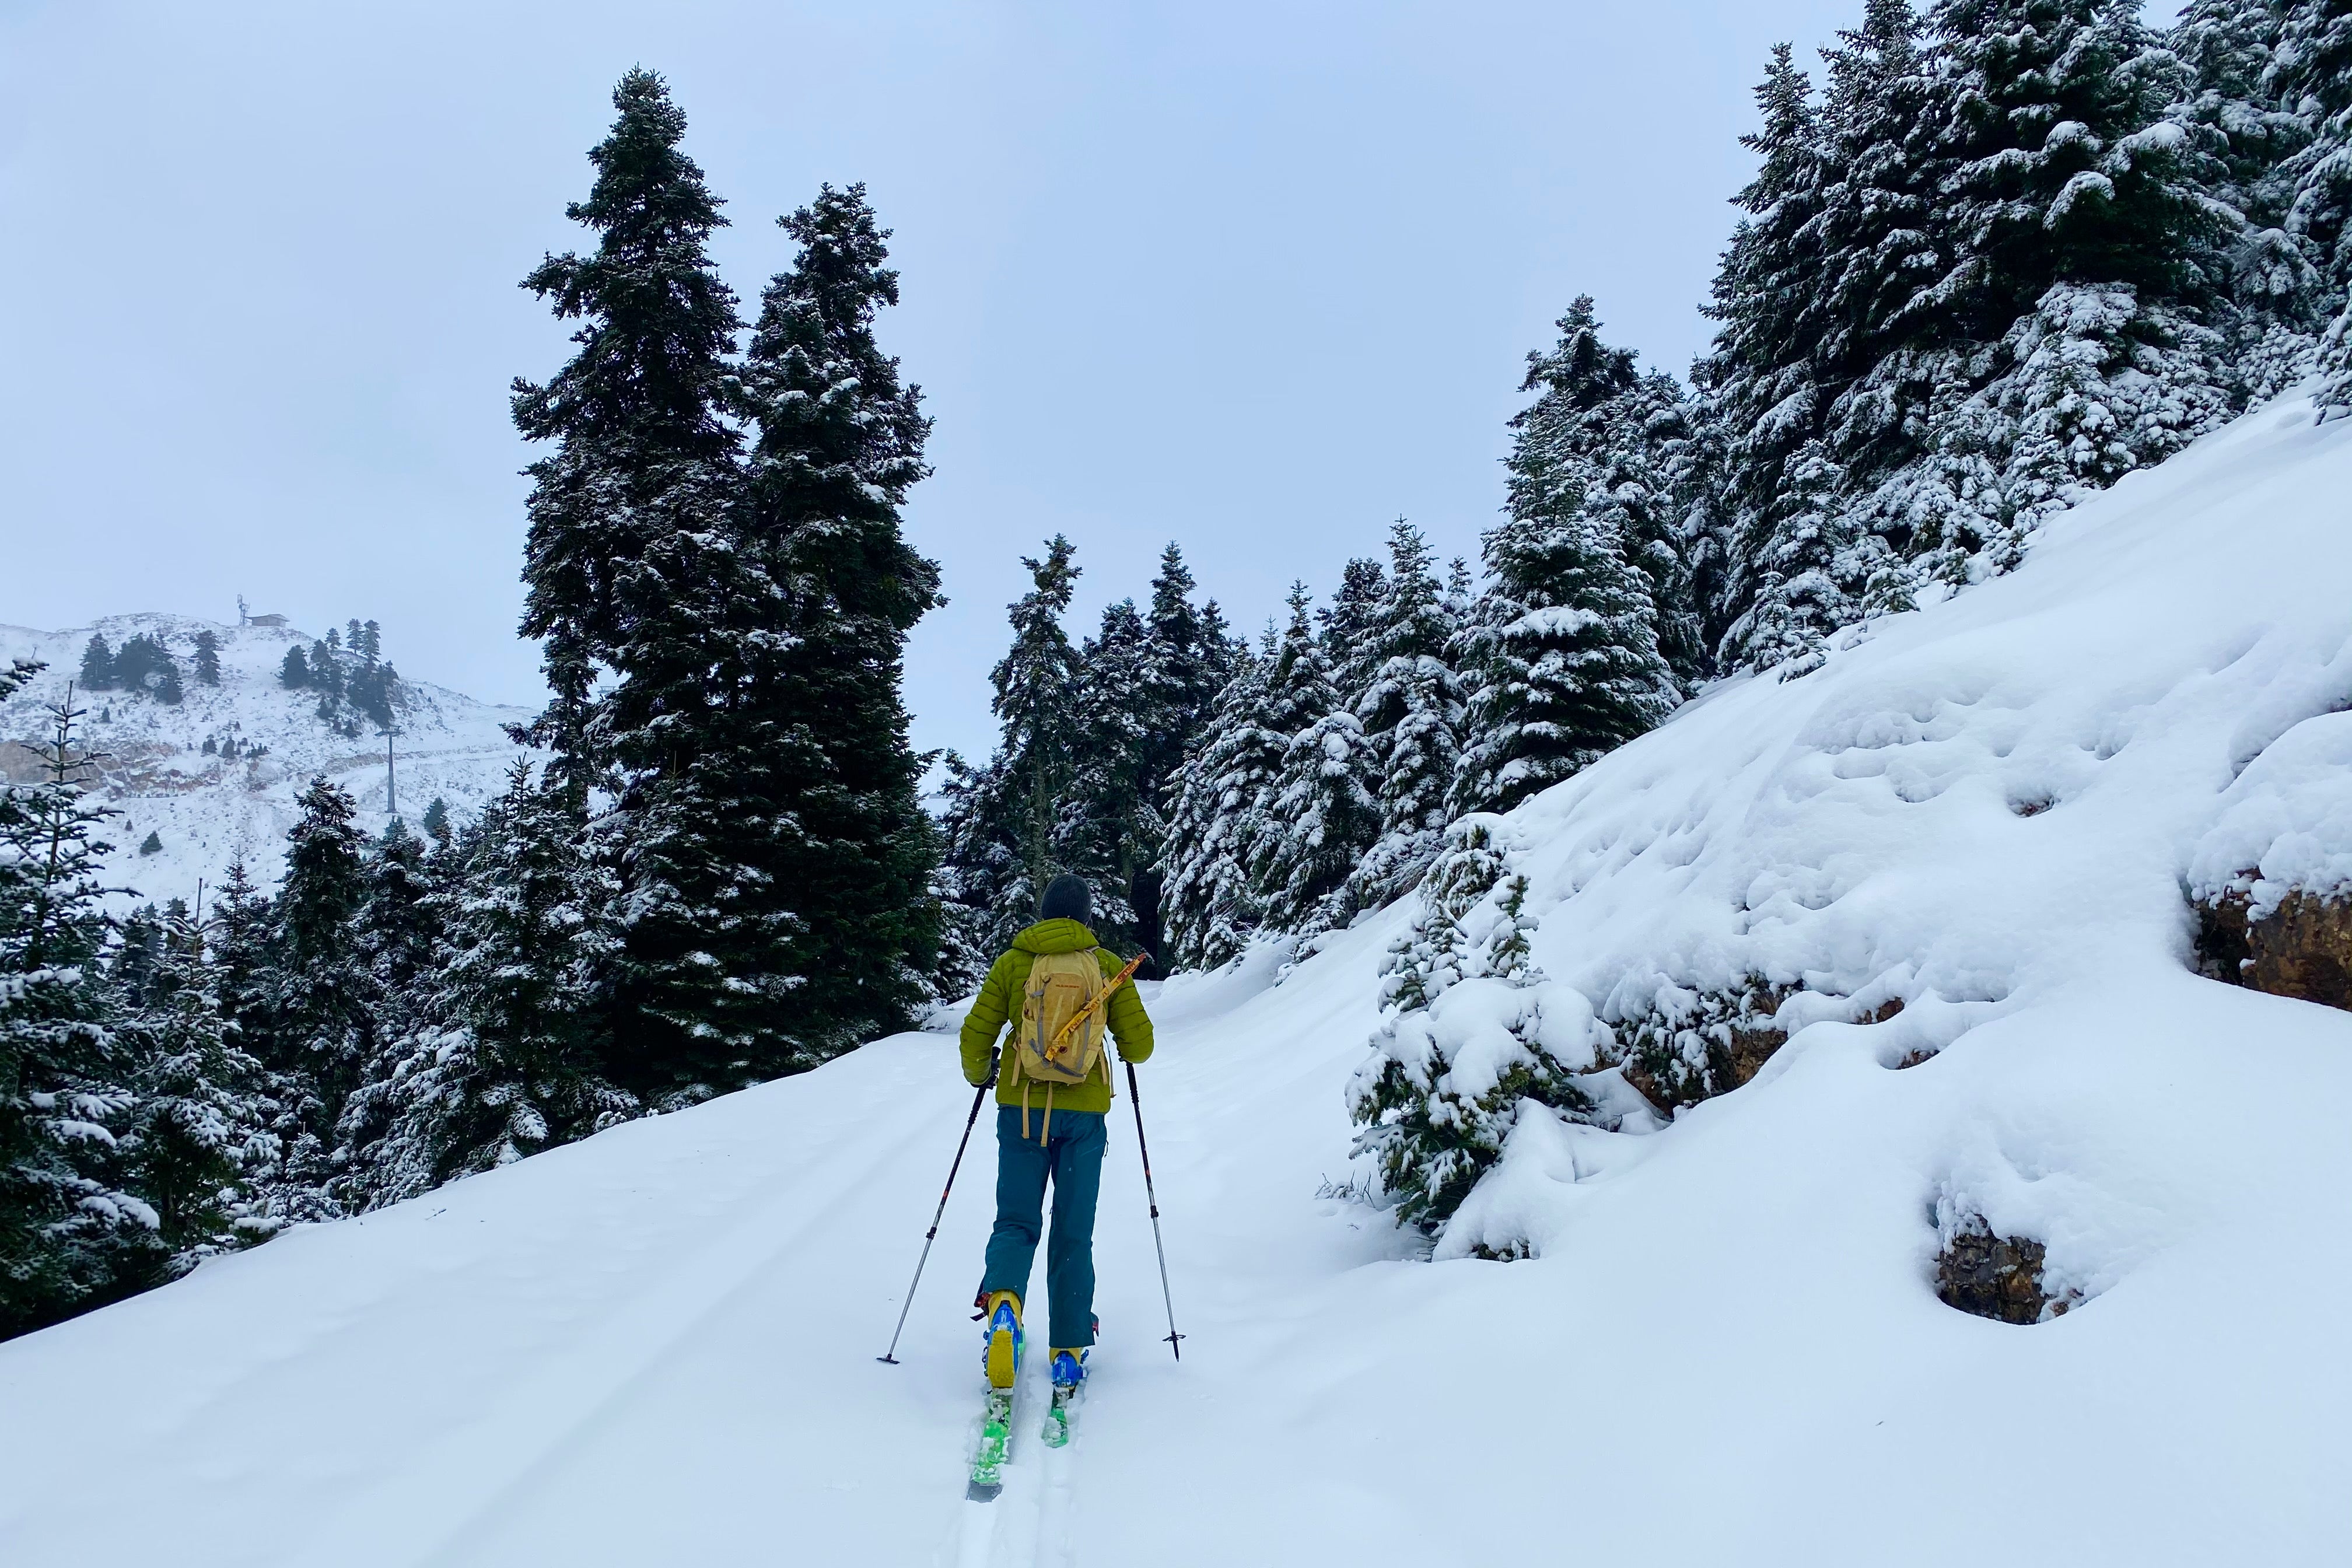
[967,1387,1014,1502]
[1041,1382,1079,1448]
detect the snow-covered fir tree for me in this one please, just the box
[344,764,630,1203]
[1158,632,1283,970]
[1453,300,1681,816]
[0,681,160,1336]
[511,67,743,814]
[1058,597,1155,954]
[1131,544,1239,962]
[1346,817,1595,1237]
[234,777,369,1230]
[1346,520,1465,911]
[734,181,945,1053]
[123,904,265,1272]
[1251,586,1380,935]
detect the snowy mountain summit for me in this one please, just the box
[5,397,2351,1566]
[0,612,532,908]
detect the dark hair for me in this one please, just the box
[1040,874,1091,924]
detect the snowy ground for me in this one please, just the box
[5,396,2351,1564]
[0,614,533,909]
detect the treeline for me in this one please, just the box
[278,618,402,734]
[78,628,220,705]
[933,540,1239,981]
[0,670,618,1336]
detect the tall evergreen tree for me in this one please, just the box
[78,635,116,691]
[191,629,222,687]
[1320,555,1391,708]
[0,684,158,1336]
[732,181,946,1050]
[512,68,742,813]
[1252,586,1380,933]
[1158,635,1282,970]
[989,537,1085,932]
[1124,544,1237,963]
[1454,302,1682,814]
[1059,598,1156,954]
[1349,520,1466,908]
[124,905,264,1272]
[242,777,368,1227]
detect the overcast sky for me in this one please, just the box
[0,1,2179,764]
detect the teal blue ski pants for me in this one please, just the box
[978,1106,1104,1348]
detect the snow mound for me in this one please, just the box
[0,614,534,907]
[1423,391,2352,1291]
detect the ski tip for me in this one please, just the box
[965,1481,1002,1504]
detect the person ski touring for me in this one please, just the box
[960,874,1153,1410]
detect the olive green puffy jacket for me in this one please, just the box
[958,919,1153,1116]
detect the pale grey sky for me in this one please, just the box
[2,1,2171,764]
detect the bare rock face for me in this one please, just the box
[1936,1218,2074,1325]
[2196,887,2352,1013]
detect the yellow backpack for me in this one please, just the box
[1013,948,1110,1088]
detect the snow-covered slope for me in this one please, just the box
[5,396,2351,1566]
[0,614,533,907]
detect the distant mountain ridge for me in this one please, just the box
[0,613,537,911]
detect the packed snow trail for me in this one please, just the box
[8,394,2352,1564]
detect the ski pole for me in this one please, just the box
[878,1056,995,1366]
[1124,1058,1185,1360]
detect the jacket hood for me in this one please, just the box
[1012,918,1099,956]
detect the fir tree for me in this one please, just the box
[1132,544,1238,960]
[1252,586,1379,934]
[1693,44,1832,658]
[113,634,181,703]
[988,537,1085,932]
[732,181,946,1051]
[1347,820,1593,1236]
[1455,302,1682,814]
[513,68,742,813]
[934,750,1027,979]
[124,905,264,1271]
[1349,519,1466,909]
[0,685,159,1336]
[191,629,222,687]
[1059,598,1155,954]
[279,646,310,690]
[1158,636,1283,970]
[78,635,117,691]
[345,765,628,1202]
[243,778,369,1227]
[1320,555,1391,708]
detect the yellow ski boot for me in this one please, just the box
[981,1290,1023,1390]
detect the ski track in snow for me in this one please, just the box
[8,396,2352,1564]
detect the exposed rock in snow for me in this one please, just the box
[0,614,534,908]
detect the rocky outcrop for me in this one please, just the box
[1936,1217,2075,1325]
[2196,887,2352,1013]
